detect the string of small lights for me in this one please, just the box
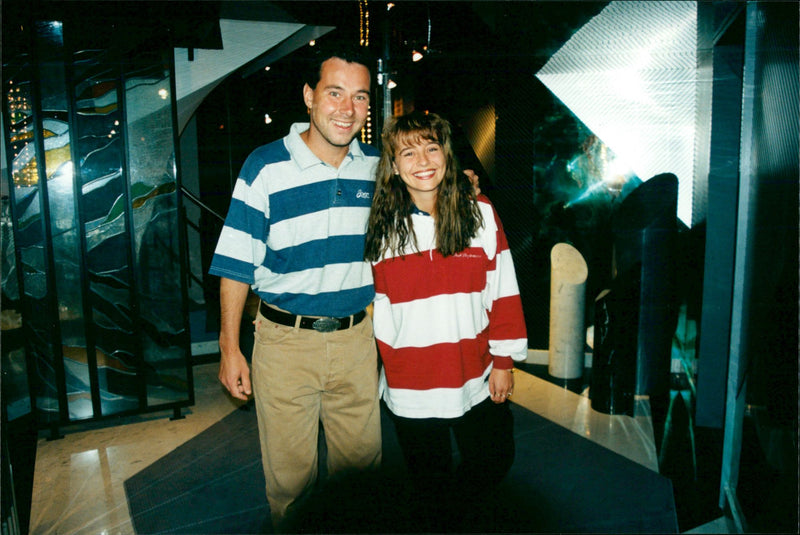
[359,0,373,144]
[359,0,370,47]
[6,79,39,187]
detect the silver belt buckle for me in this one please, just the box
[312,317,340,332]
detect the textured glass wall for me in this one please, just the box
[124,49,192,407]
[38,21,91,421]
[73,46,141,418]
[4,25,62,426]
[2,18,192,428]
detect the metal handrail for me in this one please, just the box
[181,185,225,223]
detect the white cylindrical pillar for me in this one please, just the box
[548,243,588,380]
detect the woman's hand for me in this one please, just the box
[489,368,514,403]
[463,169,481,196]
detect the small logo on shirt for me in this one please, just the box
[453,252,482,259]
[356,189,371,200]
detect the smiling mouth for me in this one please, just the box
[414,170,436,179]
[332,120,354,130]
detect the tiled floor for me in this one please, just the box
[26,357,728,534]
[27,363,247,535]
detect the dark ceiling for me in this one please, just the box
[245,1,608,125]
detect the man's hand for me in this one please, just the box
[218,277,253,400]
[219,348,252,400]
[489,368,514,403]
[464,169,481,196]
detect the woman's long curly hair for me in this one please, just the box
[364,111,483,261]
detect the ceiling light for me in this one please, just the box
[412,50,423,62]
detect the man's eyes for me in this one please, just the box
[327,92,369,101]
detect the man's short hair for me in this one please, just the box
[302,41,376,89]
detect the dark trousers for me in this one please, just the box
[390,397,515,500]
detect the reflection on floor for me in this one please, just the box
[28,363,241,535]
[28,360,728,534]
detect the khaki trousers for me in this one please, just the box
[251,308,382,528]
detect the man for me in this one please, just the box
[209,43,382,529]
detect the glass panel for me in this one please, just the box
[4,56,61,425]
[72,49,139,416]
[1,196,30,421]
[124,49,190,406]
[36,21,93,421]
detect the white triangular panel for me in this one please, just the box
[174,19,304,131]
[536,1,697,225]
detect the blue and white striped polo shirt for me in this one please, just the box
[209,123,379,317]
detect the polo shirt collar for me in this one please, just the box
[287,122,365,170]
[411,204,432,216]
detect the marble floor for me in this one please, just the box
[28,363,245,535]
[27,356,728,535]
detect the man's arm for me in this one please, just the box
[218,277,252,400]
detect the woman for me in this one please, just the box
[365,111,528,510]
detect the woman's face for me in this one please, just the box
[392,137,446,203]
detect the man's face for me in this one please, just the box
[303,57,371,150]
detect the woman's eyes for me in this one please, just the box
[400,145,440,158]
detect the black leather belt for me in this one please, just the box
[259,301,366,333]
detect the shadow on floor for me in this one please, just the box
[125,398,678,534]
